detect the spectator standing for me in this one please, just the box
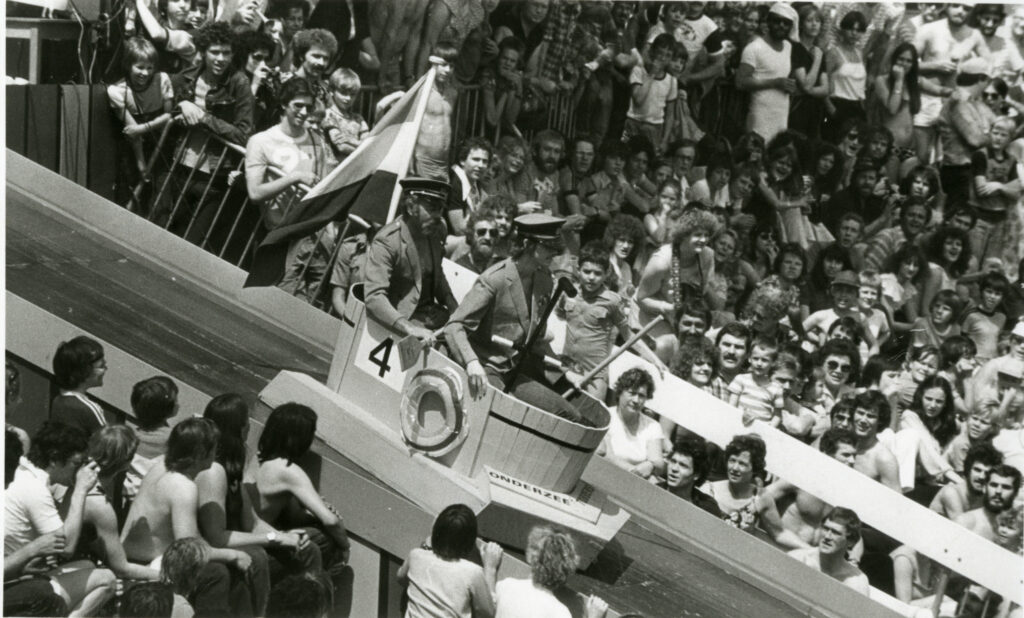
[736,3,796,142]
[971,116,1021,263]
[823,12,868,143]
[132,0,196,73]
[789,4,829,141]
[50,336,108,436]
[869,43,921,172]
[321,68,369,161]
[414,43,459,180]
[236,30,280,132]
[624,33,678,155]
[961,272,1010,362]
[398,504,503,618]
[938,57,996,208]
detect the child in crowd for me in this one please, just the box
[665,42,704,144]
[559,242,666,402]
[107,37,174,181]
[321,68,368,160]
[803,271,872,352]
[936,335,978,415]
[800,366,831,439]
[909,290,963,352]
[125,376,179,497]
[971,116,1021,263]
[772,243,810,323]
[881,244,928,333]
[645,179,682,244]
[884,345,940,414]
[730,337,784,428]
[624,34,678,154]
[960,272,1009,362]
[944,398,998,474]
[580,142,629,229]
[858,270,890,357]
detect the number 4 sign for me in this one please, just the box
[354,319,411,391]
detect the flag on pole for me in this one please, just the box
[244,68,437,288]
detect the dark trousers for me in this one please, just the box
[190,553,268,617]
[3,577,69,616]
[940,164,974,208]
[486,357,604,427]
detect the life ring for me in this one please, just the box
[400,367,468,457]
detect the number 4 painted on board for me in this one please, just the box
[368,338,394,377]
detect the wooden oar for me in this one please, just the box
[562,316,666,398]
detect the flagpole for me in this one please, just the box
[383,66,437,224]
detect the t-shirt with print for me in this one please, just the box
[245,125,329,228]
[627,64,679,125]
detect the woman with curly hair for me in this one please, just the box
[485,136,534,206]
[602,214,646,297]
[636,207,720,362]
[703,434,810,549]
[494,526,609,618]
[743,221,780,281]
[597,368,664,481]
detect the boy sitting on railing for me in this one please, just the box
[321,68,368,160]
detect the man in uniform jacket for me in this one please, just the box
[444,214,602,426]
[363,177,459,343]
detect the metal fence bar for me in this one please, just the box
[182,145,230,241]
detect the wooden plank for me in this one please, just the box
[59,84,90,187]
[6,85,28,154]
[25,84,60,171]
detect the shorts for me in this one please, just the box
[913,93,944,128]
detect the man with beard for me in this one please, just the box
[851,391,901,492]
[446,137,493,239]
[957,464,1022,540]
[931,443,1003,520]
[863,200,931,272]
[665,435,722,518]
[913,2,987,163]
[787,508,870,595]
[364,178,459,345]
[736,3,796,141]
[820,160,888,236]
[975,4,1024,83]
[709,322,751,400]
[454,209,499,275]
[527,130,566,215]
[766,429,859,545]
[444,215,602,425]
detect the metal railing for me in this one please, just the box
[124,83,582,312]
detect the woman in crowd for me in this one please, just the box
[926,225,976,297]
[823,11,867,143]
[702,434,811,550]
[711,228,760,319]
[603,214,646,299]
[494,526,608,618]
[868,43,920,176]
[597,368,665,481]
[744,221,780,282]
[637,208,720,361]
[789,4,829,141]
[891,376,962,504]
[486,135,534,207]
[398,504,503,618]
[198,394,321,595]
[806,244,854,312]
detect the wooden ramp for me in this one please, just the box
[7,150,894,618]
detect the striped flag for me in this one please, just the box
[244,67,436,287]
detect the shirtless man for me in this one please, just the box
[930,443,1003,520]
[787,507,870,596]
[912,2,988,163]
[851,392,901,492]
[767,428,859,545]
[121,418,255,616]
[413,44,457,180]
[956,464,1021,543]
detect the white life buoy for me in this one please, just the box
[400,367,468,457]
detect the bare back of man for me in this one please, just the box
[784,487,831,544]
[121,460,197,565]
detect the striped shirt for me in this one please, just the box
[728,373,781,422]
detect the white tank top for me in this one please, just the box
[832,48,866,102]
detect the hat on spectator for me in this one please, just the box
[768,3,799,42]
[1012,320,1024,339]
[515,214,565,241]
[400,177,449,203]
[830,271,860,290]
[959,57,989,77]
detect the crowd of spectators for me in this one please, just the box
[50,0,1024,615]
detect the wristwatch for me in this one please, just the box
[265,532,277,544]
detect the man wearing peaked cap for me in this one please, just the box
[445,214,603,425]
[363,177,458,344]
